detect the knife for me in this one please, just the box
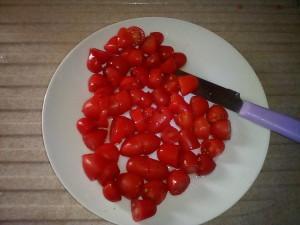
[177,70,300,143]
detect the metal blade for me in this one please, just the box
[177,70,243,112]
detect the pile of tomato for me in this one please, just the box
[77,26,231,222]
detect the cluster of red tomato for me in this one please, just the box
[77,26,231,222]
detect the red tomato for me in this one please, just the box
[121,133,160,156]
[201,138,225,158]
[169,93,190,114]
[131,199,157,222]
[105,66,123,87]
[104,36,118,54]
[161,125,180,144]
[173,52,187,68]
[130,107,147,132]
[142,180,167,205]
[194,117,210,139]
[211,119,231,140]
[130,66,149,86]
[148,107,172,133]
[179,129,200,151]
[76,117,97,135]
[127,26,145,46]
[109,91,132,116]
[110,116,135,143]
[82,96,101,119]
[82,153,108,180]
[117,172,143,199]
[160,57,177,74]
[190,96,209,117]
[142,36,158,54]
[97,162,120,186]
[207,105,228,123]
[148,68,165,89]
[152,87,170,107]
[82,129,107,151]
[108,56,130,75]
[157,143,181,167]
[180,151,198,174]
[146,52,161,68]
[127,156,168,180]
[159,45,174,60]
[178,75,199,96]
[97,110,109,128]
[197,154,216,175]
[150,32,164,45]
[94,85,114,97]
[164,77,179,93]
[174,110,194,129]
[117,27,133,49]
[88,74,109,93]
[103,182,121,202]
[96,143,119,162]
[87,48,109,73]
[130,89,153,108]
[126,49,144,66]
[144,107,155,119]
[167,170,190,195]
[120,76,142,90]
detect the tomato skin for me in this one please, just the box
[97,162,120,186]
[105,66,123,87]
[146,52,161,68]
[108,56,130,75]
[159,45,174,60]
[161,125,180,144]
[157,143,181,167]
[121,133,160,156]
[131,199,157,222]
[82,153,107,180]
[167,170,190,195]
[142,36,158,54]
[190,96,209,117]
[148,107,172,133]
[126,156,168,180]
[194,117,211,139]
[152,87,170,107]
[117,27,133,49]
[175,110,194,129]
[173,52,187,68]
[130,107,147,132]
[130,89,153,108]
[103,182,122,202]
[211,119,231,140]
[142,180,167,205]
[95,143,119,162]
[76,117,97,135]
[82,129,107,151]
[109,91,132,116]
[119,76,142,91]
[87,48,109,73]
[179,129,200,151]
[160,57,177,74]
[82,96,101,119]
[178,75,199,96]
[197,154,216,175]
[130,66,149,86]
[207,105,228,123]
[148,68,165,89]
[127,26,145,46]
[126,49,144,66]
[117,172,143,199]
[110,116,135,143]
[180,151,198,174]
[104,36,118,54]
[88,74,109,93]
[94,85,114,97]
[169,93,190,114]
[150,32,164,45]
[201,138,225,158]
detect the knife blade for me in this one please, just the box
[176,70,300,143]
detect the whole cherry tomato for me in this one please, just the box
[82,153,107,180]
[173,52,187,68]
[76,117,97,135]
[157,143,181,168]
[88,74,109,93]
[119,76,142,91]
[159,45,174,60]
[117,172,143,199]
[167,169,190,195]
[109,91,132,116]
[197,154,216,175]
[103,181,121,202]
[97,162,120,186]
[142,180,167,205]
[82,129,107,151]
[130,107,147,132]
[110,116,135,143]
[131,199,157,222]
[160,57,177,74]
[95,143,119,162]
[179,129,200,151]
[150,32,164,45]
[161,125,180,144]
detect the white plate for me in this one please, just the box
[42,17,270,225]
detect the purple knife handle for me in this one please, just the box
[239,101,300,142]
